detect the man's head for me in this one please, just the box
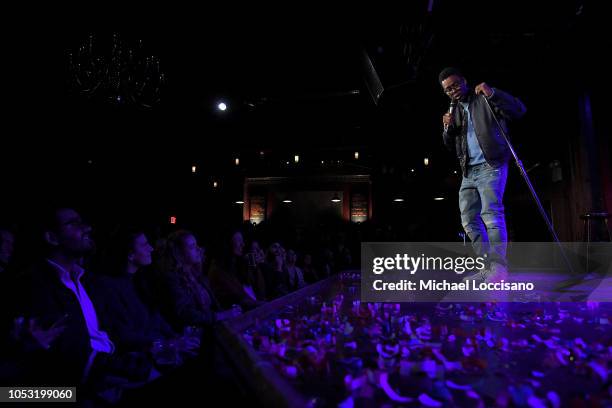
[439,67,469,101]
[268,242,283,260]
[43,208,95,258]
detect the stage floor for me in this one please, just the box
[219,274,612,407]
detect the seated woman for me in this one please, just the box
[209,231,266,311]
[156,230,238,332]
[93,228,191,355]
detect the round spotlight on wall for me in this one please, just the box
[217,102,227,111]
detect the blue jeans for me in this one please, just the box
[459,162,508,265]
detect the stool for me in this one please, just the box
[580,212,611,273]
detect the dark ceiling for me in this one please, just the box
[1,1,606,235]
[3,1,604,177]
[9,1,599,137]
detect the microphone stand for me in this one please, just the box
[479,94,577,285]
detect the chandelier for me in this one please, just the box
[67,32,166,109]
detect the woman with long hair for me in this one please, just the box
[157,230,238,332]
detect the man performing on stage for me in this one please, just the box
[440,67,526,282]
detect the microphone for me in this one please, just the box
[444,100,458,132]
